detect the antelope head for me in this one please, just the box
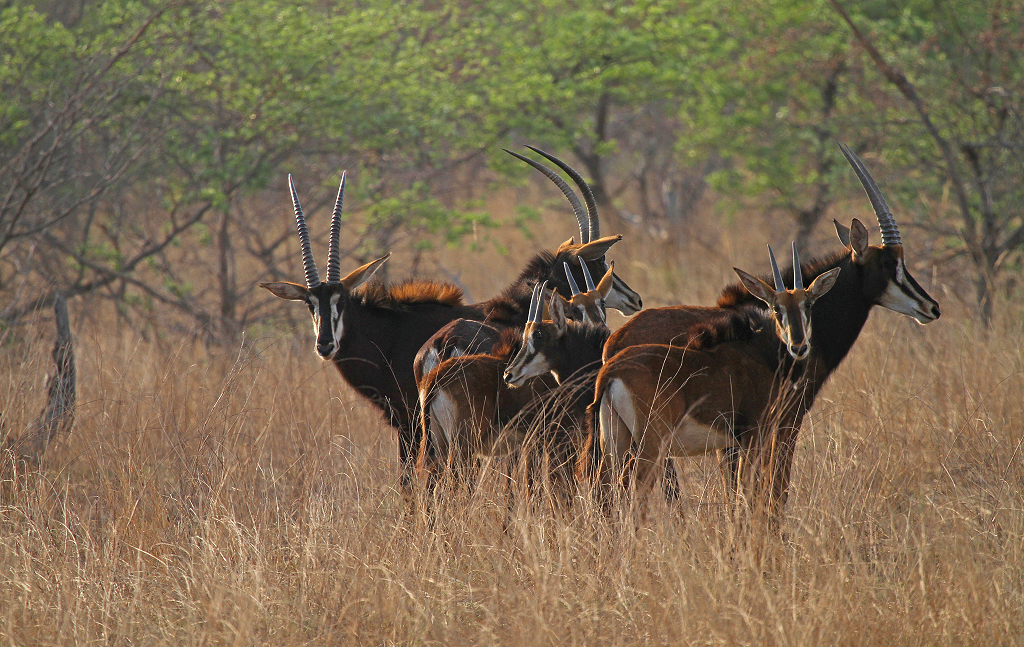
[260,174,390,360]
[560,258,614,325]
[835,143,940,324]
[734,243,841,361]
[505,145,642,314]
[503,281,572,387]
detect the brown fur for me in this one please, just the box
[355,280,465,311]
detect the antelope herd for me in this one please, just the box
[262,143,941,527]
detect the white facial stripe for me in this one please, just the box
[330,293,343,342]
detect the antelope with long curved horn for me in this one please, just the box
[590,143,939,524]
[261,173,486,485]
[413,146,641,386]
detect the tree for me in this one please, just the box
[831,0,1024,324]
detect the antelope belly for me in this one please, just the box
[669,416,735,456]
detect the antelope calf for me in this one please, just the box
[582,244,840,525]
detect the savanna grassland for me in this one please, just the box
[2,199,1022,646]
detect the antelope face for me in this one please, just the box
[506,145,643,316]
[735,243,841,361]
[504,321,556,387]
[259,281,350,360]
[503,281,569,386]
[839,222,941,324]
[260,173,391,361]
[556,236,642,316]
[306,283,347,359]
[561,258,615,326]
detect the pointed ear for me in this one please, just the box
[540,288,570,321]
[806,267,841,302]
[734,268,776,305]
[596,260,615,297]
[260,282,309,301]
[547,288,568,334]
[556,237,576,254]
[340,253,391,290]
[576,234,623,261]
[833,219,851,247]
[849,218,870,261]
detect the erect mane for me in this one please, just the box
[565,320,611,350]
[354,279,465,311]
[717,249,849,309]
[481,250,557,322]
[686,309,768,351]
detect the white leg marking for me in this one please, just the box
[607,379,638,443]
[429,390,458,450]
[670,416,735,456]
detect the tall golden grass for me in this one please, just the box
[1,201,1022,645]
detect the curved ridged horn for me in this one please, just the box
[579,257,597,292]
[791,241,804,290]
[525,145,600,241]
[289,174,320,288]
[326,172,346,283]
[504,148,589,244]
[838,142,902,246]
[528,281,543,322]
[767,244,785,293]
[563,262,582,296]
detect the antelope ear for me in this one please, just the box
[834,219,851,247]
[547,288,569,334]
[734,268,776,305]
[806,267,841,302]
[596,260,615,297]
[556,237,576,254]
[340,253,391,290]
[540,288,570,320]
[576,234,623,261]
[849,219,870,261]
[260,282,308,301]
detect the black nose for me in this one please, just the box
[793,344,809,358]
[502,372,513,385]
[317,343,335,357]
[931,304,941,319]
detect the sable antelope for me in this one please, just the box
[582,245,841,525]
[413,146,641,383]
[261,174,485,485]
[602,143,940,363]
[587,144,941,524]
[418,277,611,486]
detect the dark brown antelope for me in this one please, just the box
[581,245,841,526]
[603,143,939,363]
[261,174,485,485]
[418,279,611,486]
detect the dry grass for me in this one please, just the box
[1,204,1022,645]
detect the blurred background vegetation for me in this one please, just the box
[2,0,1021,337]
